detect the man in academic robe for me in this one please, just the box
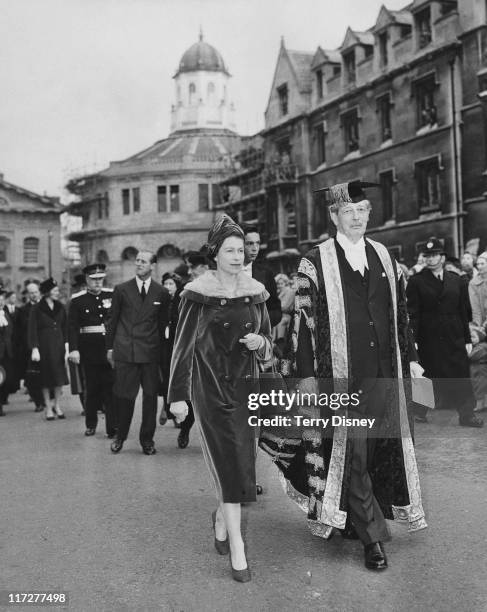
[259,180,427,570]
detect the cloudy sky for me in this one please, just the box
[0,0,409,199]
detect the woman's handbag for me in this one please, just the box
[25,360,40,386]
[258,360,289,419]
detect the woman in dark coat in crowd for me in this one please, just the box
[158,272,182,425]
[168,215,272,583]
[29,278,68,420]
[0,289,14,416]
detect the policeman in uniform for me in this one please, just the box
[68,263,118,437]
[406,237,483,427]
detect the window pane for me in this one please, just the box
[24,237,39,263]
[0,238,8,263]
[380,171,395,222]
[212,184,221,208]
[122,189,130,215]
[170,185,179,212]
[133,187,140,212]
[157,186,167,213]
[198,184,209,211]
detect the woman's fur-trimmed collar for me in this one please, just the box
[184,270,267,298]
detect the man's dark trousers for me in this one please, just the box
[84,362,116,435]
[115,361,159,447]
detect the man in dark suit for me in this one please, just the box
[106,250,170,454]
[242,226,282,328]
[406,238,483,428]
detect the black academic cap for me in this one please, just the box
[314,180,380,205]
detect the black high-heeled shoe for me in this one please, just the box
[211,510,229,555]
[229,549,251,583]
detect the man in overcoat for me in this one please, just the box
[406,238,483,427]
[259,180,427,570]
[106,250,170,454]
[17,282,44,412]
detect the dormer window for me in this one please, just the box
[440,0,457,16]
[343,50,356,84]
[400,24,412,39]
[277,84,288,116]
[364,45,374,60]
[379,32,388,68]
[316,69,324,100]
[416,8,432,49]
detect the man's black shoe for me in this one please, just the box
[110,438,124,453]
[142,445,157,455]
[34,405,44,413]
[459,415,484,428]
[364,542,388,570]
[340,524,360,540]
[256,484,263,495]
[84,428,96,436]
[177,431,189,449]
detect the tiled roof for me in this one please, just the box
[106,130,241,168]
[287,50,314,93]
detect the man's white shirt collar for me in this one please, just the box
[242,262,253,277]
[136,276,151,292]
[336,232,368,275]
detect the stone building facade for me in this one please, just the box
[66,34,241,285]
[219,0,487,267]
[0,174,62,292]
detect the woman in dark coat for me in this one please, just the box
[158,272,182,425]
[0,289,14,416]
[168,215,272,583]
[29,278,68,420]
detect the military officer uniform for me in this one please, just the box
[68,264,117,436]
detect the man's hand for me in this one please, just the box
[239,333,264,351]
[31,348,40,362]
[410,361,424,378]
[68,350,80,364]
[106,349,114,368]
[169,401,188,424]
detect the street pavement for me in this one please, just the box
[1,391,487,612]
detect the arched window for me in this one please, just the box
[156,244,181,260]
[207,82,215,104]
[23,237,39,263]
[97,249,109,263]
[0,237,9,263]
[189,83,196,105]
[121,246,137,261]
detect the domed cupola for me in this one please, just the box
[170,31,236,133]
[176,32,229,77]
